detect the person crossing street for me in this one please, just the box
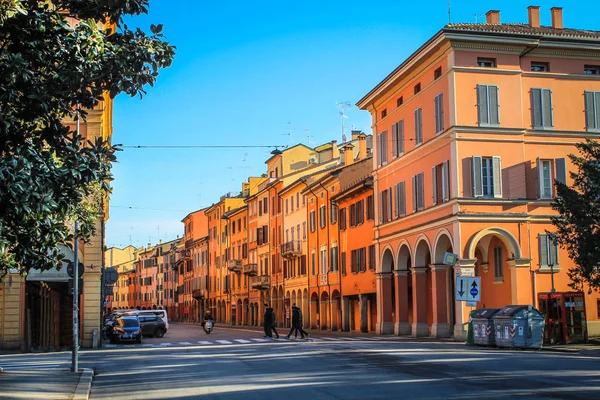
[286,304,308,339]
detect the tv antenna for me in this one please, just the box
[460,13,485,23]
[305,128,314,146]
[281,121,295,146]
[242,153,248,180]
[336,101,351,142]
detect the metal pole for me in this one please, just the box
[548,234,556,293]
[72,221,79,372]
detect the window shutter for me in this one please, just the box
[532,88,542,128]
[472,156,483,197]
[489,86,499,125]
[542,89,553,128]
[380,131,388,165]
[492,156,502,198]
[399,181,406,216]
[432,166,438,205]
[417,173,424,210]
[392,122,398,157]
[377,133,382,166]
[477,85,488,125]
[415,108,422,144]
[412,176,417,212]
[442,160,450,201]
[379,192,384,224]
[394,184,399,218]
[539,234,548,267]
[555,158,567,186]
[387,189,392,221]
[435,93,444,133]
[536,157,543,199]
[585,91,596,131]
[399,120,405,154]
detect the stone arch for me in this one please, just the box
[396,241,412,270]
[310,291,319,329]
[303,288,309,328]
[414,236,432,268]
[466,227,522,260]
[433,229,453,264]
[320,291,330,330]
[380,245,395,273]
[291,290,297,308]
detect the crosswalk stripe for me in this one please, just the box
[178,342,192,345]
[234,339,251,343]
[197,341,212,345]
[342,337,361,341]
[319,337,338,341]
[251,338,269,342]
[216,340,232,344]
[159,343,172,346]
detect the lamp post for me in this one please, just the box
[547,233,557,293]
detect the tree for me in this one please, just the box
[0,1,175,276]
[552,139,600,292]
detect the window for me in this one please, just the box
[320,248,327,274]
[397,96,404,107]
[392,120,404,157]
[585,91,600,132]
[434,93,444,134]
[377,131,388,166]
[432,161,450,205]
[291,196,294,212]
[309,211,316,232]
[330,203,337,224]
[477,58,496,68]
[351,248,367,273]
[319,205,326,228]
[412,173,424,211]
[339,208,347,230]
[349,203,356,227]
[531,62,550,72]
[285,198,289,214]
[263,197,268,214]
[330,247,338,272]
[434,67,442,79]
[366,195,374,220]
[493,247,503,280]
[537,158,566,199]
[539,234,559,269]
[472,156,502,198]
[531,88,553,129]
[356,200,364,225]
[414,108,423,145]
[302,222,306,239]
[296,193,300,208]
[300,255,307,275]
[311,251,316,275]
[341,252,347,275]
[477,85,500,126]
[584,65,600,75]
[379,188,392,223]
[368,245,375,270]
[414,83,421,94]
[381,109,387,119]
[394,181,406,218]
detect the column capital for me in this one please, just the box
[393,269,409,277]
[457,258,477,268]
[409,267,427,275]
[377,272,393,279]
[428,264,448,272]
[506,258,532,269]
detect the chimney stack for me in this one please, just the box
[551,7,563,29]
[358,134,368,161]
[343,144,354,165]
[486,10,500,25]
[331,140,340,160]
[528,6,540,28]
[351,130,361,141]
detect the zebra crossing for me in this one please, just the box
[101,335,390,349]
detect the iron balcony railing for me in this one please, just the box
[250,275,270,290]
[227,260,242,273]
[281,240,302,258]
[243,263,258,276]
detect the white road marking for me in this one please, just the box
[234,339,251,343]
[216,340,232,344]
[197,341,212,345]
[159,343,172,346]
[319,337,338,341]
[178,342,193,345]
[251,338,269,342]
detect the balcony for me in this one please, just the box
[243,263,258,276]
[228,260,242,273]
[281,240,302,258]
[250,275,270,291]
[192,289,205,300]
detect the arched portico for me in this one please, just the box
[430,231,454,338]
[394,243,412,336]
[412,239,431,337]
[376,248,394,334]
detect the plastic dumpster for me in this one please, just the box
[492,305,545,349]
[472,308,502,346]
[465,309,479,345]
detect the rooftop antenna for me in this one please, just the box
[281,121,295,146]
[242,153,248,180]
[448,0,451,24]
[460,13,485,23]
[336,101,351,142]
[305,128,314,146]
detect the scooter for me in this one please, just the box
[204,320,213,334]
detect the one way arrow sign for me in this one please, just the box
[456,276,481,302]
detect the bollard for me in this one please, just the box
[92,328,98,349]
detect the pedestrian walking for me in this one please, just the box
[263,304,279,338]
[286,304,309,339]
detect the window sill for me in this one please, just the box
[494,278,504,284]
[538,266,561,273]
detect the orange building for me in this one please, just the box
[224,206,248,325]
[358,6,600,339]
[182,208,209,322]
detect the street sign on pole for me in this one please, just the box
[443,252,458,266]
[456,276,481,302]
[103,267,118,285]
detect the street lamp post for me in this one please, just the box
[547,233,557,293]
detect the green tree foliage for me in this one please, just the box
[552,139,600,292]
[0,0,175,276]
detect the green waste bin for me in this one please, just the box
[493,305,545,349]
[465,310,479,345]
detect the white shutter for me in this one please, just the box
[442,160,450,201]
[432,166,438,205]
[539,234,548,267]
[472,156,483,197]
[492,156,502,198]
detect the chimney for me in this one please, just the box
[351,130,361,141]
[486,10,500,25]
[358,134,368,161]
[551,7,563,29]
[331,140,339,160]
[528,6,540,28]
[343,144,354,165]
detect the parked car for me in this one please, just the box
[110,316,142,344]
[124,310,169,330]
[138,314,167,338]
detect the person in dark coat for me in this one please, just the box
[286,304,309,339]
[263,304,279,338]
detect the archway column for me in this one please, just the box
[330,297,339,331]
[507,258,532,304]
[410,267,429,337]
[393,270,410,335]
[429,264,450,338]
[376,272,394,334]
[359,294,369,333]
[342,296,350,332]
[310,300,318,329]
[321,299,329,330]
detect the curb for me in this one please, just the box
[73,368,94,400]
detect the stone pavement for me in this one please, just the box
[0,367,92,400]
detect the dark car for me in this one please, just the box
[138,314,167,338]
[110,316,142,344]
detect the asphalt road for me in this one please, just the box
[2,323,600,400]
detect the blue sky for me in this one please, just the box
[105,0,598,248]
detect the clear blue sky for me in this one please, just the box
[105,0,599,249]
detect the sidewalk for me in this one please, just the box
[0,367,92,400]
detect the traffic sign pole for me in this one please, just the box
[72,221,79,373]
